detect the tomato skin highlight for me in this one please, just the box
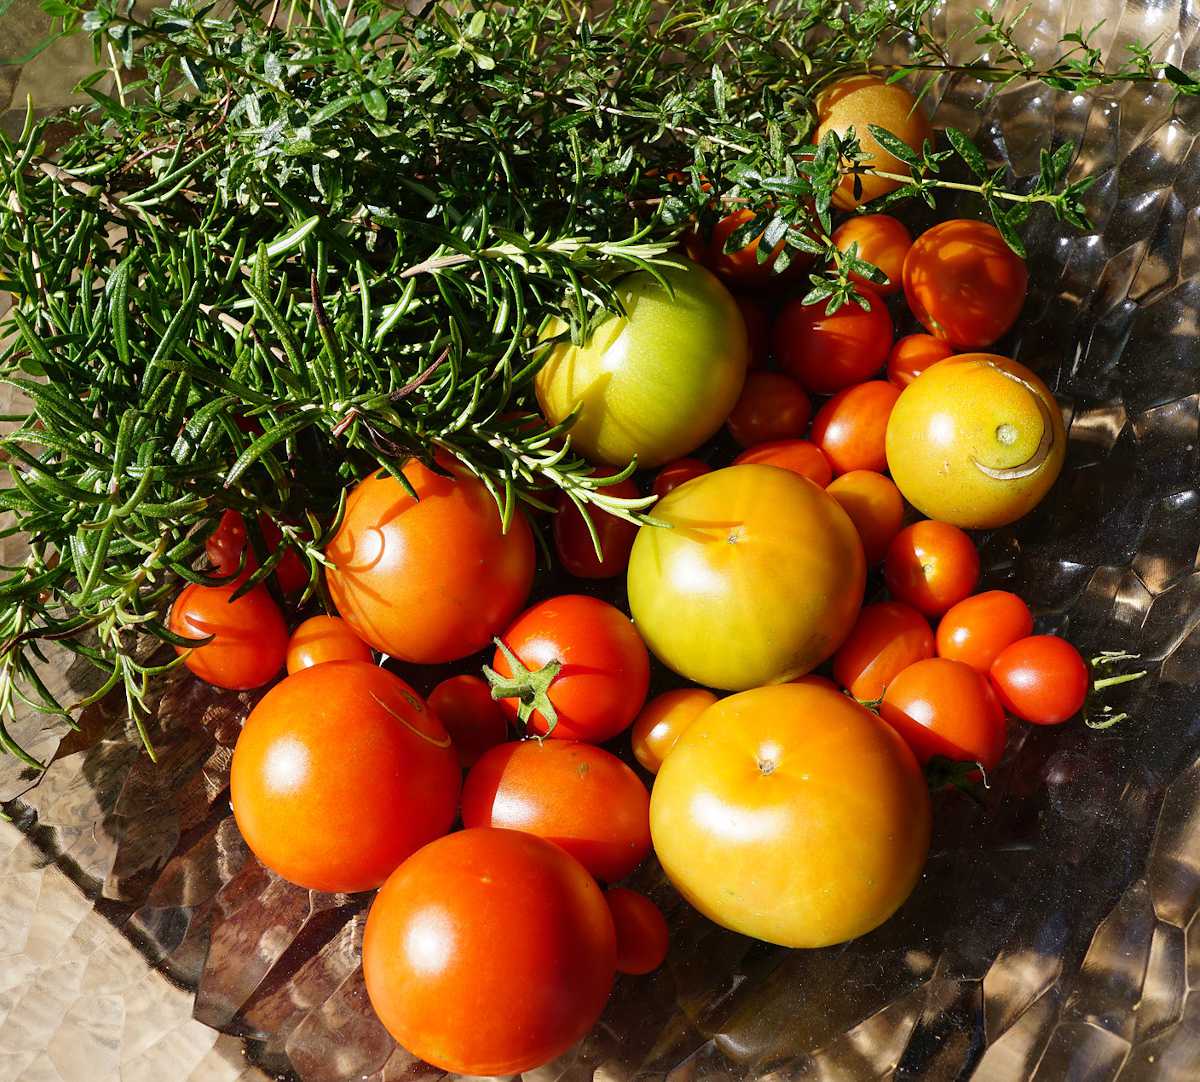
[990,635,1089,725]
[810,380,901,475]
[884,521,980,617]
[363,828,616,1077]
[606,888,670,974]
[428,674,509,768]
[652,458,711,499]
[833,601,934,702]
[726,371,812,447]
[887,334,954,387]
[825,470,905,563]
[773,289,893,394]
[169,582,287,690]
[831,214,912,295]
[285,615,372,674]
[936,591,1033,674]
[733,439,833,487]
[554,472,639,579]
[630,687,718,773]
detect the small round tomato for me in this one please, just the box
[285,615,372,674]
[903,220,1028,348]
[831,214,911,295]
[231,661,460,892]
[936,591,1033,674]
[990,635,1089,726]
[880,657,1007,770]
[708,208,786,286]
[652,458,711,498]
[363,828,615,1076]
[735,295,771,368]
[773,290,893,394]
[726,371,812,447]
[631,687,718,773]
[490,595,650,742]
[606,888,669,974]
[428,674,509,768]
[825,471,905,563]
[733,439,833,487]
[169,582,287,690]
[462,740,651,882]
[833,601,934,702]
[555,472,640,579]
[810,380,901,475]
[887,334,954,387]
[884,521,980,617]
[206,510,308,593]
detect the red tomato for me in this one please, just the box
[831,214,912,296]
[825,471,906,563]
[363,828,615,1076]
[735,295,771,368]
[709,208,785,286]
[206,510,308,593]
[773,289,893,394]
[285,615,372,674]
[462,740,651,882]
[428,674,509,768]
[555,471,640,579]
[990,635,1089,725]
[652,458,711,499]
[726,371,812,447]
[606,888,670,974]
[936,591,1033,674]
[880,657,1007,770]
[887,334,954,387]
[810,380,901,475]
[733,439,833,487]
[884,521,980,617]
[490,595,651,742]
[169,582,287,690]
[630,687,718,773]
[230,661,460,891]
[833,601,934,702]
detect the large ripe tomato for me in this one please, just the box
[990,635,1089,725]
[825,470,905,563]
[652,458,711,498]
[325,458,534,663]
[631,687,718,774]
[725,370,812,447]
[773,290,893,394]
[285,615,372,674]
[810,380,901,475]
[230,661,460,892]
[169,582,287,690]
[887,334,954,387]
[206,510,308,594]
[554,472,639,579]
[880,657,1007,770]
[885,354,1066,528]
[650,682,930,947]
[606,888,670,974]
[735,295,771,368]
[489,595,650,742]
[733,439,833,487]
[884,521,980,617]
[535,260,748,468]
[462,740,651,882]
[833,601,934,702]
[709,208,786,286]
[831,214,911,295]
[936,590,1033,673]
[428,674,509,768]
[903,220,1028,348]
[363,828,615,1076]
[627,465,865,690]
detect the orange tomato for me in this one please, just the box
[725,370,812,447]
[826,471,905,563]
[773,289,893,394]
[709,208,785,286]
[285,615,372,674]
[428,674,509,768]
[887,334,954,387]
[554,471,639,579]
[884,521,980,617]
[630,687,718,773]
[790,674,841,692]
[733,439,833,487]
[735,295,771,368]
[169,582,287,690]
[810,380,901,475]
[936,590,1033,673]
[831,214,911,295]
[606,888,670,974]
[652,458,711,498]
[833,601,934,702]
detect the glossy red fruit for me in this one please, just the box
[285,615,373,674]
[428,674,509,768]
[652,458,711,499]
[990,635,1089,726]
[555,472,640,579]
[606,888,670,974]
[884,521,980,617]
[773,289,893,394]
[726,371,812,447]
[810,380,901,475]
[169,582,287,690]
[936,591,1033,674]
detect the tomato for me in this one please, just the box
[725,371,812,447]
[230,661,460,892]
[831,214,911,295]
[650,682,929,947]
[735,295,771,368]
[536,260,748,468]
[709,208,786,286]
[810,380,901,475]
[285,615,372,674]
[169,582,287,690]
[606,888,669,974]
[628,465,865,690]
[833,601,934,702]
[733,439,833,487]
[428,674,509,768]
[885,354,1066,528]
[206,510,307,593]
[814,76,932,210]
[554,471,639,579]
[884,521,980,617]
[773,289,893,394]
[489,595,650,742]
[630,687,718,774]
[462,740,650,882]
[652,458,711,498]
[825,470,905,563]
[887,334,954,387]
[325,458,534,663]
[990,635,1089,725]
[791,674,841,692]
[880,657,1007,770]
[363,828,615,1076]
[936,591,1033,673]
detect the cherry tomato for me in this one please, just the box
[606,888,669,974]
[490,595,650,742]
[936,591,1033,674]
[428,674,509,768]
[285,615,372,674]
[880,657,1007,770]
[462,740,651,882]
[554,471,639,579]
[833,601,934,702]
[169,582,287,690]
[773,289,893,394]
[825,470,905,563]
[884,521,980,617]
[206,510,308,593]
[708,208,786,286]
[231,661,460,892]
[652,458,711,499]
[990,635,1089,725]
[831,214,911,295]
[733,439,833,487]
[726,371,812,447]
[363,828,616,1076]
[887,334,954,387]
[630,687,718,773]
[735,295,771,368]
[810,380,901,475]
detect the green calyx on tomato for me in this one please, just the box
[483,638,563,735]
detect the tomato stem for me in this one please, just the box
[483,638,561,737]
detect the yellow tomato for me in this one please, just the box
[650,682,931,948]
[535,260,748,469]
[885,353,1066,529]
[627,465,865,690]
[630,687,718,773]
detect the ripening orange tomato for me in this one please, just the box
[630,687,718,773]
[825,470,906,563]
[887,334,955,387]
[833,601,935,702]
[736,295,771,369]
[733,439,833,487]
[884,521,980,617]
[831,214,912,296]
[285,615,373,674]
[169,582,288,690]
[773,289,893,394]
[606,888,670,974]
[810,380,901,475]
[726,371,812,447]
[709,208,786,286]
[936,591,1033,674]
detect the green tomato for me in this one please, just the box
[535,260,748,468]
